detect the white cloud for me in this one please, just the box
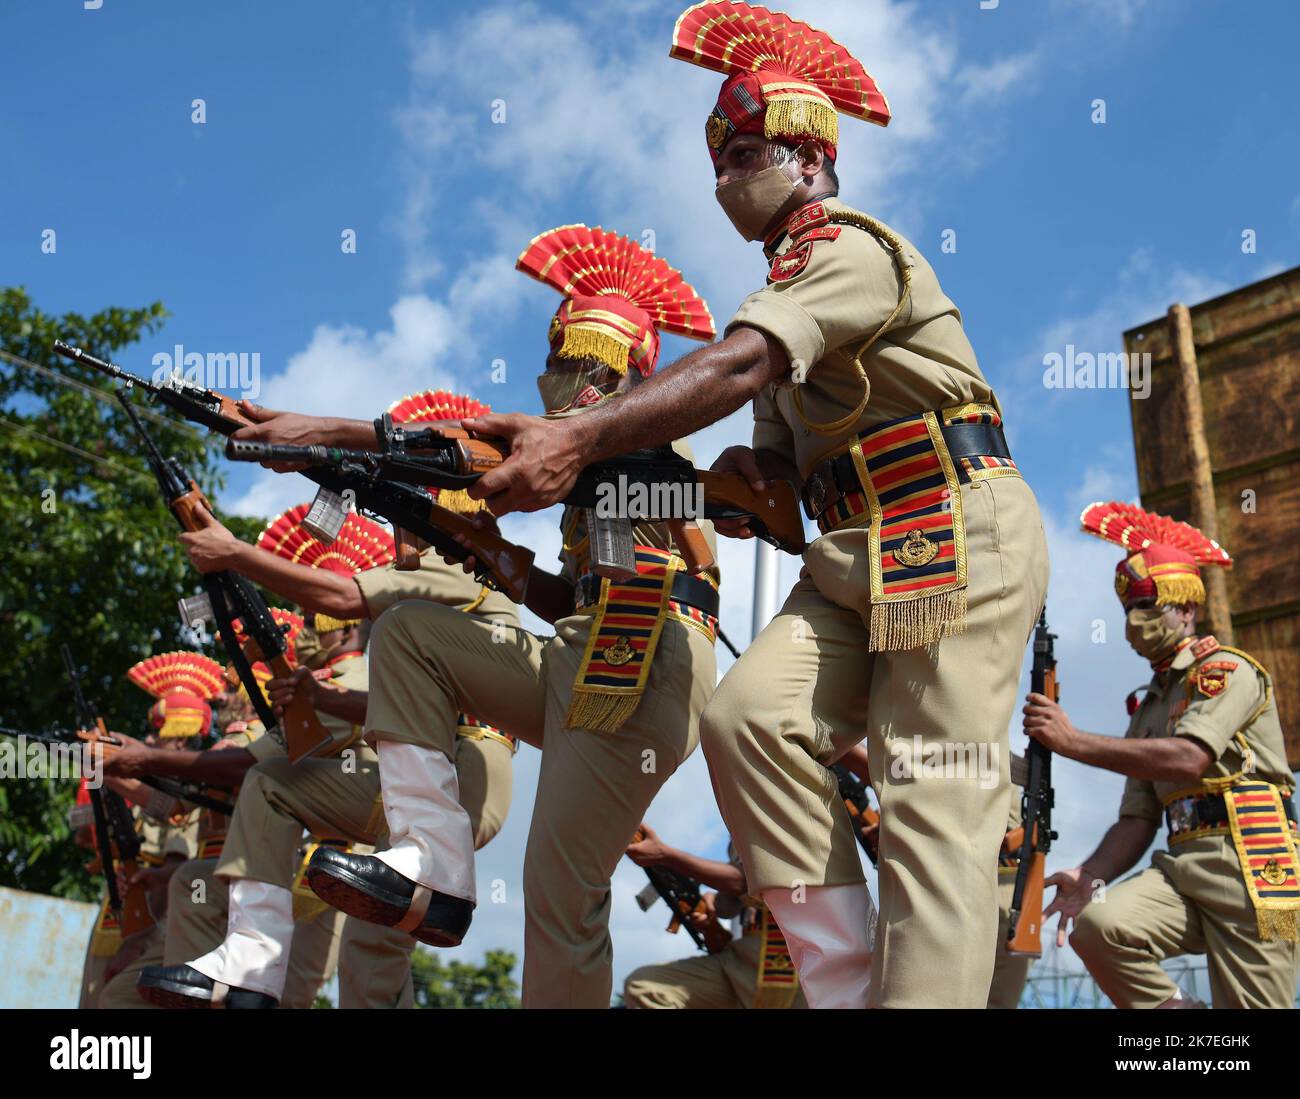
[956,52,1043,104]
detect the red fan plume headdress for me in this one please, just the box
[516,224,715,379]
[126,652,225,739]
[258,503,395,633]
[670,2,891,162]
[257,504,395,577]
[1080,501,1231,608]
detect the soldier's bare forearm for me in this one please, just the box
[138,745,256,786]
[226,540,365,619]
[1057,727,1213,783]
[661,849,748,895]
[569,328,790,463]
[1080,816,1158,884]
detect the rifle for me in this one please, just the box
[225,437,808,557]
[114,389,332,763]
[60,646,153,937]
[830,763,880,866]
[629,827,733,954]
[0,725,234,816]
[51,343,535,598]
[1007,608,1059,957]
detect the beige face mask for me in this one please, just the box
[714,164,802,241]
[1124,606,1186,664]
[536,366,617,414]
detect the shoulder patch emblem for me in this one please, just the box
[794,225,842,245]
[1126,687,1148,716]
[769,241,812,283]
[1191,664,1232,698]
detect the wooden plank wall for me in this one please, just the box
[1123,266,1300,766]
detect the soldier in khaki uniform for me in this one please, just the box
[230,229,720,1007]
[622,826,810,1010]
[78,651,221,1008]
[1026,501,1299,1008]
[79,801,198,1009]
[135,489,517,1006]
[459,3,1048,1008]
[102,649,350,1007]
[155,701,348,1009]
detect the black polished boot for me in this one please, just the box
[137,964,278,1009]
[306,845,473,947]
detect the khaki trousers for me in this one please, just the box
[366,599,716,1008]
[702,476,1048,1008]
[1071,841,1300,1008]
[78,932,111,1009]
[987,874,1033,1009]
[623,932,808,1009]
[163,855,345,1008]
[211,736,508,1006]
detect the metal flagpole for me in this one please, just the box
[751,538,781,642]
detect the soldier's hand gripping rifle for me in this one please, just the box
[1007,609,1059,957]
[113,389,332,763]
[60,646,154,936]
[830,762,881,866]
[628,826,733,955]
[53,342,535,587]
[227,430,806,581]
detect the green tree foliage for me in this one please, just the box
[410,948,520,1009]
[0,288,271,900]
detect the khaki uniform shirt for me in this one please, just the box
[729,197,996,479]
[1118,641,1292,823]
[355,550,520,627]
[137,808,199,862]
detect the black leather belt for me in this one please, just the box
[801,418,1013,521]
[1165,791,1298,836]
[577,571,719,619]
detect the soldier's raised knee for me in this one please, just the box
[1069,904,1112,958]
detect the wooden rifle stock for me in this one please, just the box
[426,502,533,603]
[698,471,806,553]
[1006,849,1046,956]
[392,527,423,571]
[403,425,508,475]
[667,519,714,575]
[1007,618,1058,957]
[269,652,333,763]
[167,479,331,762]
[79,723,154,937]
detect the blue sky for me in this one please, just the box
[5,0,1298,1001]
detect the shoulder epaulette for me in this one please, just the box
[1214,645,1272,682]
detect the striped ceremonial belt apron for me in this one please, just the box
[805,403,1020,652]
[568,546,718,732]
